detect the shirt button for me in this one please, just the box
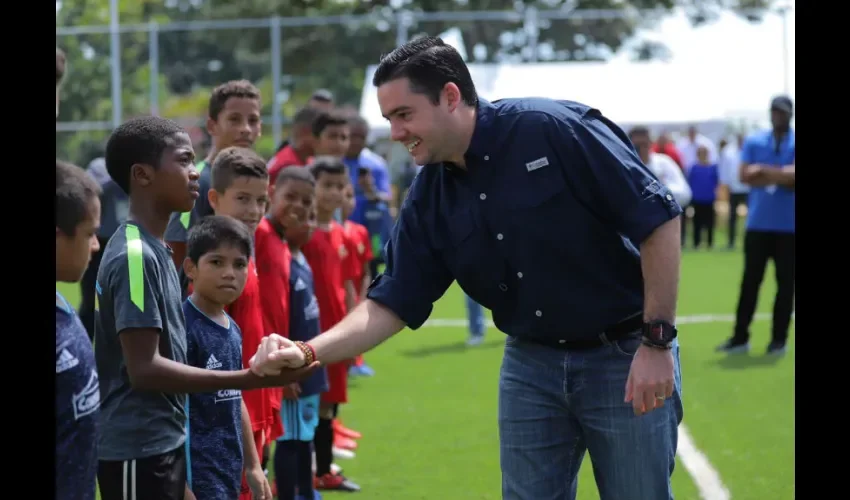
[535,310,542,317]
[499,283,508,292]
[558,339,566,344]
[666,194,673,201]
[517,272,523,279]
[480,193,487,200]
[484,155,490,161]
[496,233,504,240]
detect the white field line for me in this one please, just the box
[419,311,793,499]
[421,311,792,329]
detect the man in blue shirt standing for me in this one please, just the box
[258,36,685,500]
[717,96,795,355]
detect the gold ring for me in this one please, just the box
[656,395,666,400]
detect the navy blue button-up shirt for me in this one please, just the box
[366,97,682,342]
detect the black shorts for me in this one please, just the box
[98,446,186,500]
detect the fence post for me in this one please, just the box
[109,0,122,127]
[395,12,408,47]
[149,21,160,116]
[271,16,283,148]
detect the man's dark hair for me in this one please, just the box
[56,47,66,87]
[208,80,261,120]
[104,116,186,195]
[56,160,102,236]
[211,147,269,193]
[373,36,477,107]
[312,111,348,138]
[309,156,347,181]
[186,215,253,264]
[275,165,316,189]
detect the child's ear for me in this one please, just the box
[131,163,154,188]
[182,258,197,282]
[208,189,219,210]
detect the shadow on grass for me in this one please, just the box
[710,352,786,370]
[400,339,504,359]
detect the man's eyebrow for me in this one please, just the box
[382,106,411,120]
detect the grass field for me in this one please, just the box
[58,241,795,500]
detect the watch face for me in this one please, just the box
[650,324,665,341]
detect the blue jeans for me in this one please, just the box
[498,334,683,500]
[466,294,485,337]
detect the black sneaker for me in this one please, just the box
[715,338,750,353]
[766,342,787,356]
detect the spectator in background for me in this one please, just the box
[629,126,692,208]
[309,88,335,112]
[686,146,719,249]
[676,125,717,246]
[719,133,749,249]
[651,131,684,170]
[267,107,320,184]
[78,157,129,339]
[343,114,392,208]
[718,96,795,356]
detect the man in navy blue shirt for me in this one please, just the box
[717,96,795,356]
[258,36,685,500]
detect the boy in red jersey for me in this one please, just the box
[204,147,273,500]
[254,166,316,446]
[342,182,374,303]
[302,157,361,492]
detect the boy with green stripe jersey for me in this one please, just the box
[165,79,264,270]
[93,116,317,500]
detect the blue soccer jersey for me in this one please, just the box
[289,251,328,397]
[56,292,100,500]
[183,298,244,499]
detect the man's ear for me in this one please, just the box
[182,257,197,282]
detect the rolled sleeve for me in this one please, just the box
[552,109,683,244]
[365,199,453,330]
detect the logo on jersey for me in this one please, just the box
[206,354,223,370]
[339,244,349,259]
[56,348,79,373]
[73,370,100,420]
[357,242,365,255]
[302,401,316,422]
[295,278,307,291]
[525,156,550,172]
[215,389,241,403]
[305,295,320,321]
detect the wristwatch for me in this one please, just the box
[641,320,677,350]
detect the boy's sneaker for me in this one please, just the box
[332,446,356,460]
[766,342,787,356]
[715,339,750,353]
[315,472,361,492]
[349,364,375,377]
[333,420,362,440]
[334,435,358,451]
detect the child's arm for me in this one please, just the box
[344,281,357,313]
[184,484,197,500]
[242,400,273,499]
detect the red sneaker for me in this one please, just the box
[314,472,361,492]
[333,420,362,440]
[334,435,358,451]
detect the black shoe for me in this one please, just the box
[766,342,787,356]
[715,338,750,353]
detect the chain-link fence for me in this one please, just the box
[56,6,793,166]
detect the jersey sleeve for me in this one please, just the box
[360,226,374,263]
[185,319,200,368]
[106,243,165,334]
[342,230,360,282]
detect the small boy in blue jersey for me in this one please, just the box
[56,159,102,500]
[356,166,393,278]
[182,215,273,500]
[275,205,330,500]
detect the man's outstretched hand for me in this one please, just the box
[249,334,318,385]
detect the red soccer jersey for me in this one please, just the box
[224,258,269,433]
[266,145,311,187]
[303,221,353,332]
[343,220,373,302]
[254,217,292,439]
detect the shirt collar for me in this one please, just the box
[465,98,497,159]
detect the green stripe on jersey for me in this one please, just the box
[126,225,145,312]
[180,160,208,228]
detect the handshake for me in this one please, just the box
[249,334,318,378]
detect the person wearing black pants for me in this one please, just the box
[691,202,715,249]
[717,95,795,355]
[727,192,748,248]
[78,236,109,339]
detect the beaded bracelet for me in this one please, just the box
[294,341,316,366]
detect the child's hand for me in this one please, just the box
[245,465,272,500]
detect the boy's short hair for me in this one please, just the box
[56,160,102,236]
[56,47,66,87]
[186,215,253,264]
[275,165,316,189]
[211,147,269,193]
[292,107,322,131]
[309,156,347,181]
[105,116,186,195]
[208,80,261,121]
[311,111,348,138]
